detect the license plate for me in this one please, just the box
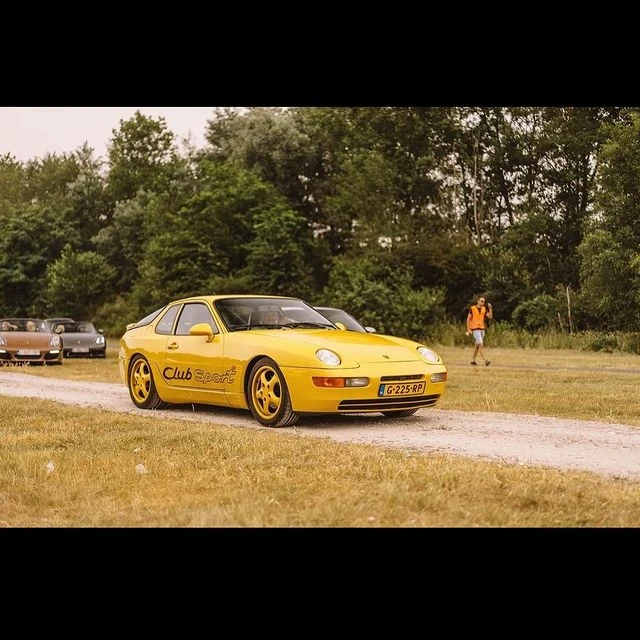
[378,381,426,396]
[18,349,40,356]
[72,347,90,353]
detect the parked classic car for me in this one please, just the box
[119,294,447,428]
[0,318,63,365]
[47,320,106,358]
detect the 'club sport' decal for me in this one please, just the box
[162,365,237,385]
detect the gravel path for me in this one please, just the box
[2,370,639,481]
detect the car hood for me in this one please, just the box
[248,329,427,364]
[1,332,56,347]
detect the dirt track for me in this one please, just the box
[1,370,639,481]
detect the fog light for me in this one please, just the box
[345,377,369,387]
[430,372,447,383]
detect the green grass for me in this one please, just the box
[435,345,640,425]
[2,344,640,527]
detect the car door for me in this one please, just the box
[162,302,228,403]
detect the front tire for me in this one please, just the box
[128,354,167,410]
[247,357,298,427]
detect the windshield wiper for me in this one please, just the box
[248,323,286,329]
[281,322,335,329]
[226,325,250,332]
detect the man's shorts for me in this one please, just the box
[472,329,485,345]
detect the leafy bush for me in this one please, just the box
[617,332,640,354]
[512,294,561,331]
[320,255,446,341]
[93,295,142,338]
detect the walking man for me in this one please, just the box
[466,296,493,366]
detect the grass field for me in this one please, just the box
[2,345,640,527]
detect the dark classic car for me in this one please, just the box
[47,320,107,358]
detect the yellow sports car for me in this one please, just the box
[119,295,448,428]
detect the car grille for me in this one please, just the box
[337,394,441,413]
[379,374,425,382]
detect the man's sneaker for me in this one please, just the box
[470,361,477,365]
[485,360,491,366]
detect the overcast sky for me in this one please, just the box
[0,107,220,162]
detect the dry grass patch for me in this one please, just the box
[1,395,639,528]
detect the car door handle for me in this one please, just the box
[167,342,179,350]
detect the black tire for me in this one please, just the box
[128,354,167,410]
[247,357,298,427]
[381,408,419,418]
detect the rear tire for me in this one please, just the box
[128,354,167,409]
[247,357,298,427]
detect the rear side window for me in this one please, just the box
[131,307,165,330]
[155,305,180,335]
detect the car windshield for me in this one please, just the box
[49,321,96,333]
[74,322,96,333]
[1,318,48,332]
[215,297,336,332]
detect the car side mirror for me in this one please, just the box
[334,322,347,331]
[189,322,218,342]
[365,326,377,333]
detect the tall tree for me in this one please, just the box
[65,143,109,249]
[44,244,117,319]
[0,153,27,218]
[203,107,313,205]
[578,108,640,330]
[128,161,289,313]
[0,204,67,315]
[536,107,621,291]
[242,202,315,299]
[106,111,182,204]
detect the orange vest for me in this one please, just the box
[468,305,487,330]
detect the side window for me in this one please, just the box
[155,305,181,335]
[176,303,217,336]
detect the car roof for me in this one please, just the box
[211,294,300,302]
[161,294,305,307]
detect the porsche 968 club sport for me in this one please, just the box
[118,295,448,428]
